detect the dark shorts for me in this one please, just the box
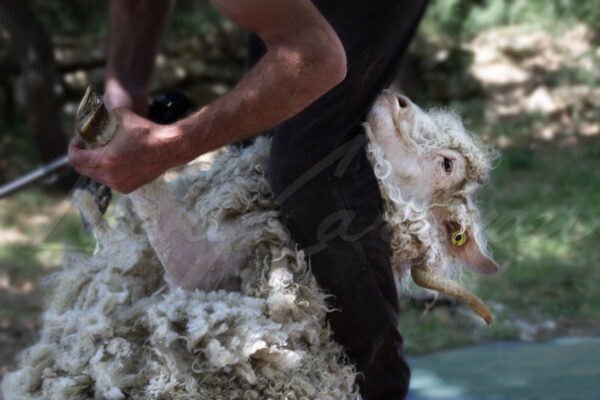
[246,2,428,398]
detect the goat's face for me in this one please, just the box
[431,204,499,276]
[366,91,499,324]
[366,91,469,204]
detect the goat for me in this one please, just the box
[1,89,498,399]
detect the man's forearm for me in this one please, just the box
[163,10,346,166]
[105,0,173,113]
[69,0,347,194]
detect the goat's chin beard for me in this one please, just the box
[410,266,492,326]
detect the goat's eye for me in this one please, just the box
[443,157,453,174]
[451,230,467,246]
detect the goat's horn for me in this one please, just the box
[75,85,117,148]
[410,267,492,326]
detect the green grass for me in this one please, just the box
[481,140,600,315]
[0,188,95,282]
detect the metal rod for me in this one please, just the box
[0,155,70,198]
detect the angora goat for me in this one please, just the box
[1,90,498,399]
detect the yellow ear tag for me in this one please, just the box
[451,230,467,246]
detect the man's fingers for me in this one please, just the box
[73,166,112,187]
[68,140,90,167]
[71,137,85,148]
[73,165,96,177]
[68,142,109,169]
[73,167,132,194]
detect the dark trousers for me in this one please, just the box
[247,1,428,398]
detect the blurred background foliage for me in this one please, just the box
[0,0,599,376]
[423,0,600,41]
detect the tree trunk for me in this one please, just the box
[0,0,68,164]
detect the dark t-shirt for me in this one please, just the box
[245,2,428,399]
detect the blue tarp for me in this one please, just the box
[407,337,600,400]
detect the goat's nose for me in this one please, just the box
[396,95,410,109]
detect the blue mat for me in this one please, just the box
[407,337,600,400]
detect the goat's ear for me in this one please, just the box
[444,221,499,275]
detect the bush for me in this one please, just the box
[423,0,600,41]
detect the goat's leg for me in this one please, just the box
[75,86,246,291]
[129,181,247,290]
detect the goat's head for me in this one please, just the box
[365,91,499,324]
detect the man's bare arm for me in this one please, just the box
[171,0,347,161]
[69,0,346,193]
[105,0,173,115]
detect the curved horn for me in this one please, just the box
[411,267,492,326]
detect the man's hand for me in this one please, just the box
[104,78,149,117]
[81,0,347,194]
[68,109,177,194]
